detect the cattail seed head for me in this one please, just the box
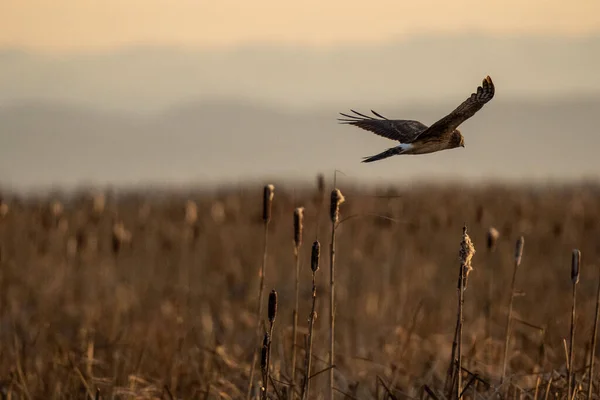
[459,225,476,288]
[571,249,581,285]
[293,207,304,251]
[92,192,106,215]
[316,173,326,203]
[487,227,499,252]
[262,184,275,223]
[330,188,345,223]
[311,240,321,273]
[317,173,325,194]
[0,200,8,218]
[112,221,132,256]
[184,200,198,225]
[515,236,525,267]
[268,289,278,323]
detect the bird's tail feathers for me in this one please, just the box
[361,146,402,163]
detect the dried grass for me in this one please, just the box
[0,182,599,399]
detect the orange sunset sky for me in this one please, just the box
[1,0,599,51]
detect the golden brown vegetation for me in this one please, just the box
[1,181,600,399]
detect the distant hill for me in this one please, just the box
[1,34,599,113]
[1,96,599,190]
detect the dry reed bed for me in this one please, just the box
[1,182,600,398]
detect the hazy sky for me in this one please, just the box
[2,0,600,51]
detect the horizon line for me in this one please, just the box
[1,31,600,56]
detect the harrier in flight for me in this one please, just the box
[339,76,495,163]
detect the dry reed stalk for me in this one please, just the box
[247,184,275,400]
[543,377,553,400]
[501,236,525,385]
[587,263,600,400]
[260,332,270,400]
[260,290,278,400]
[568,249,581,400]
[302,240,320,400]
[291,207,304,398]
[485,227,499,371]
[328,188,344,400]
[454,226,476,400]
[534,376,541,400]
[445,226,475,399]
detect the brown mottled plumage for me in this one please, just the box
[339,76,495,163]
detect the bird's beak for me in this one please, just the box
[461,143,465,148]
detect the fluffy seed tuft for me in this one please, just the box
[487,227,499,252]
[293,207,304,251]
[330,189,345,223]
[459,226,476,288]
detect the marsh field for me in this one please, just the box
[1,178,600,399]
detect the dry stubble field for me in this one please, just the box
[1,177,600,399]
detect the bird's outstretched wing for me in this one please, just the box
[338,109,428,143]
[418,76,495,140]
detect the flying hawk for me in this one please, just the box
[339,76,495,163]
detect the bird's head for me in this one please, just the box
[452,130,465,148]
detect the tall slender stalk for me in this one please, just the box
[587,263,600,400]
[302,240,320,400]
[291,207,304,399]
[262,290,278,399]
[568,249,581,400]
[260,332,270,400]
[501,236,524,386]
[485,227,499,340]
[247,184,275,400]
[456,226,475,400]
[445,317,460,399]
[456,260,465,400]
[328,189,345,400]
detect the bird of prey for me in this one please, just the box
[339,76,495,163]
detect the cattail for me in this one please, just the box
[294,207,304,251]
[568,249,581,400]
[303,241,321,400]
[487,227,499,252]
[329,189,345,223]
[459,226,476,289]
[111,221,132,256]
[291,208,304,397]
[572,249,581,284]
[0,200,8,218]
[515,236,525,266]
[247,184,275,400]
[263,184,275,223]
[268,290,278,324]
[50,200,64,217]
[185,200,198,225]
[92,193,106,215]
[328,189,344,400]
[311,241,321,273]
[449,225,475,399]
[317,173,325,197]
